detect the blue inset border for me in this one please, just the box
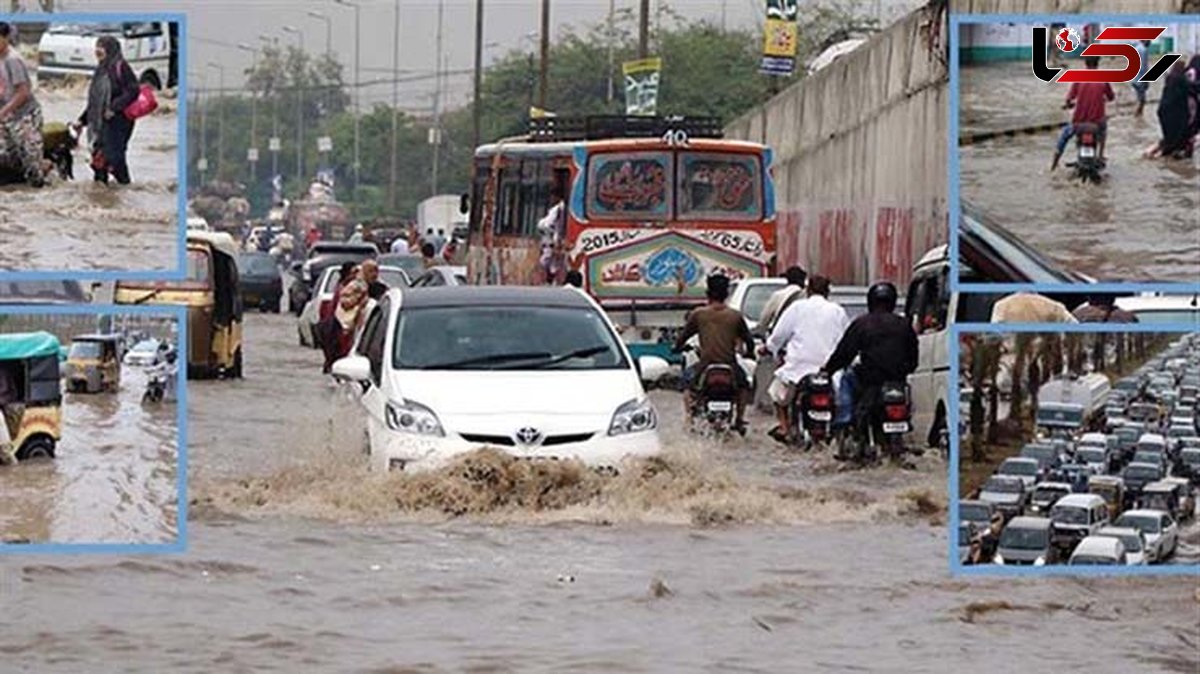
[0,303,187,554]
[0,13,188,282]
[949,321,1200,577]
[948,13,1200,296]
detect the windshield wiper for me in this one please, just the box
[421,352,553,370]
[528,345,611,369]
[132,288,163,305]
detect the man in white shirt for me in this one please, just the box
[390,235,410,255]
[752,266,806,412]
[764,276,850,442]
[537,181,567,284]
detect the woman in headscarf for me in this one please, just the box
[1185,55,1200,142]
[333,273,369,360]
[71,35,139,184]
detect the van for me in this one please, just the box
[36,22,177,88]
[1049,493,1109,553]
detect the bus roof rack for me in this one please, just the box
[527,115,724,142]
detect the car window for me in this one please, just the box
[741,284,780,323]
[357,300,389,385]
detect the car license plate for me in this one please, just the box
[707,401,733,412]
[807,410,832,422]
[883,422,910,433]
[1079,145,1096,158]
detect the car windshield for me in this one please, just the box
[1116,515,1159,533]
[382,255,426,279]
[394,305,628,371]
[984,478,1021,494]
[1077,448,1106,464]
[1102,532,1143,553]
[960,503,991,522]
[1000,526,1048,550]
[1051,505,1089,525]
[742,284,781,323]
[131,341,158,353]
[1126,466,1161,480]
[1183,450,1200,465]
[380,270,408,289]
[1033,486,1068,503]
[1070,555,1115,565]
[1022,446,1054,462]
[239,255,277,276]
[68,342,103,359]
[1001,460,1037,476]
[1133,451,1162,464]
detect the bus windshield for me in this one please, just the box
[585,150,763,222]
[587,151,671,220]
[677,152,761,220]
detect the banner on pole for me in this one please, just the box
[197,157,208,172]
[247,148,259,162]
[268,137,281,152]
[317,136,333,153]
[622,57,662,116]
[760,0,799,76]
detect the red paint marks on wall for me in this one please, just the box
[874,207,914,283]
[818,209,855,282]
[776,210,801,268]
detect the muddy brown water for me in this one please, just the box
[1,315,1197,671]
[0,367,178,544]
[960,62,1200,283]
[0,80,179,272]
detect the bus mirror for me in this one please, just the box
[459,193,470,215]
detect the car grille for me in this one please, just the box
[459,432,595,447]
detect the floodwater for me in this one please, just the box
[0,79,179,272]
[959,62,1200,283]
[1,315,1197,671]
[0,367,178,545]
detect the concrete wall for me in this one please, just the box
[727,0,1192,286]
[726,4,950,286]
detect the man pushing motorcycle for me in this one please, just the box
[673,274,755,435]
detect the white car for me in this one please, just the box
[1114,510,1179,563]
[408,265,467,288]
[123,338,165,367]
[333,286,669,472]
[299,264,411,348]
[1069,535,1127,566]
[1094,526,1148,566]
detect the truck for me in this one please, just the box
[286,180,351,247]
[417,195,467,239]
[1036,374,1111,433]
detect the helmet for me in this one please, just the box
[867,282,898,313]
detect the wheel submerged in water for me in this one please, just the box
[16,436,55,462]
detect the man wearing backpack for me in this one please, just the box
[751,266,807,412]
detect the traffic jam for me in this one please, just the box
[960,334,1200,567]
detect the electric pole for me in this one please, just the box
[638,0,650,59]
[538,0,549,111]
[389,0,400,211]
[431,0,445,196]
[472,0,484,152]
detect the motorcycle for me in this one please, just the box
[793,372,836,450]
[1066,121,1104,185]
[688,363,741,436]
[142,357,178,404]
[839,381,913,466]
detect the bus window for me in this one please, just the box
[469,157,489,234]
[586,152,671,220]
[495,164,521,235]
[677,153,761,220]
[517,158,550,238]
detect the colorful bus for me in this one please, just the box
[465,116,776,360]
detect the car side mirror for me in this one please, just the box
[637,355,670,386]
[459,193,470,215]
[331,355,371,383]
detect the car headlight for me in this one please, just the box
[608,398,657,436]
[993,554,1004,565]
[385,399,444,437]
[1034,557,1045,566]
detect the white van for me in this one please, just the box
[36,22,175,88]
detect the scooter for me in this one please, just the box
[793,372,836,450]
[142,353,178,404]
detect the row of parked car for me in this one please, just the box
[962,336,1200,566]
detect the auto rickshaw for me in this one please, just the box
[64,334,122,393]
[1161,477,1196,521]
[0,332,63,463]
[1139,481,1181,521]
[1087,475,1125,519]
[113,230,244,379]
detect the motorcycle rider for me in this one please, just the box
[673,274,755,435]
[764,276,849,444]
[1051,56,1114,171]
[820,282,919,457]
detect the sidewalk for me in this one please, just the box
[958,61,1161,144]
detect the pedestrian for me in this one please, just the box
[73,34,139,184]
[537,179,568,284]
[348,223,365,243]
[360,259,388,300]
[333,275,369,360]
[421,242,437,269]
[390,232,410,255]
[0,21,47,187]
[319,261,358,374]
[0,361,18,464]
[1145,61,1192,159]
[1185,55,1200,141]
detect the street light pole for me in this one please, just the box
[282,25,305,188]
[206,61,225,178]
[538,0,549,111]
[259,34,280,184]
[335,0,361,201]
[472,0,483,152]
[389,0,400,211]
[307,10,333,117]
[237,43,260,183]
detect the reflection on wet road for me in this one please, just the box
[960,62,1200,282]
[0,367,178,544]
[0,82,179,272]
[0,315,1196,671]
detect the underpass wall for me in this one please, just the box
[728,0,1192,286]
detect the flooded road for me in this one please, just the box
[0,80,179,273]
[959,62,1200,283]
[0,367,178,545]
[1,314,1197,671]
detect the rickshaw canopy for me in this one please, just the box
[0,332,62,360]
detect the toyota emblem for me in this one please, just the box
[514,427,543,446]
